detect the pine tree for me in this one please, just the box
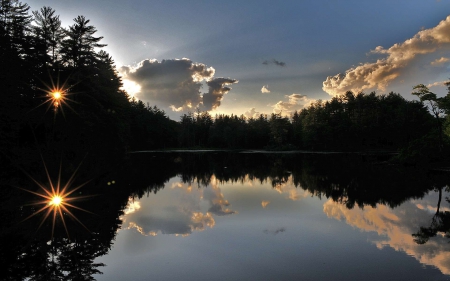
[60,15,106,68]
[31,6,63,66]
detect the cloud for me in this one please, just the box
[427,80,448,88]
[431,57,449,66]
[323,15,450,96]
[272,93,315,115]
[121,79,141,97]
[202,78,238,111]
[261,201,270,208]
[119,58,237,112]
[262,59,286,67]
[244,107,261,118]
[261,85,270,93]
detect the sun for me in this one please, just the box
[18,158,94,238]
[51,91,62,105]
[48,88,68,109]
[50,195,63,206]
[32,71,78,116]
[52,91,61,99]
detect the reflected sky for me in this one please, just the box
[95,175,449,281]
[324,192,450,276]
[121,176,236,237]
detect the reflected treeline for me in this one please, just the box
[127,152,440,209]
[2,151,448,280]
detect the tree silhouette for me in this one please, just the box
[60,15,106,68]
[412,84,447,150]
[31,6,63,66]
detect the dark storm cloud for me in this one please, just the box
[262,59,286,67]
[202,77,239,111]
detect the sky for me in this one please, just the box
[29,0,450,120]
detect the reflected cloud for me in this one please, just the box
[272,175,310,201]
[263,227,286,235]
[323,192,450,275]
[204,176,236,216]
[123,200,141,215]
[121,177,235,237]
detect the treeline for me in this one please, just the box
[177,91,436,151]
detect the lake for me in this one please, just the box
[3,152,450,280]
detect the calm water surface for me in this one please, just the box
[92,153,450,281]
[3,152,450,280]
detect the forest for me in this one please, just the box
[1,0,450,168]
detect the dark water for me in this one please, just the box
[2,152,450,280]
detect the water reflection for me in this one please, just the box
[324,193,450,275]
[121,177,236,237]
[3,152,450,280]
[1,154,128,280]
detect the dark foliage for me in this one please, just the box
[0,1,178,167]
[176,92,435,152]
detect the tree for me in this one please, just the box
[60,15,106,68]
[412,84,447,149]
[269,113,291,147]
[0,0,31,55]
[31,6,63,66]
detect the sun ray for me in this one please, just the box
[59,156,87,196]
[52,209,57,238]
[41,155,57,195]
[39,206,54,232]
[19,204,51,224]
[58,207,70,239]
[57,160,63,195]
[61,205,91,233]
[17,186,52,200]
[20,172,54,198]
[64,202,95,214]
[62,179,92,199]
